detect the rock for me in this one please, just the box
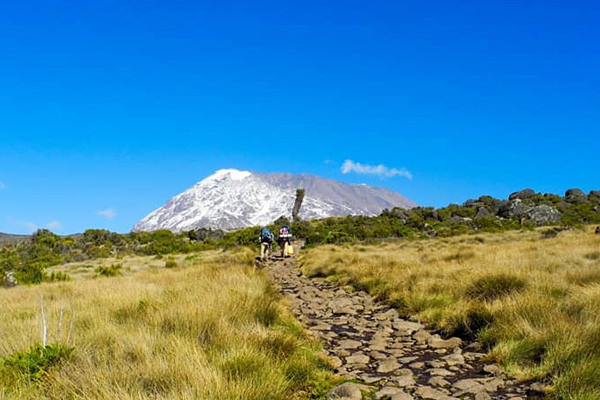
[453,379,486,394]
[327,382,364,400]
[565,188,588,203]
[524,205,562,225]
[2,271,18,288]
[428,376,451,388]
[393,320,423,335]
[474,207,492,219]
[329,356,343,368]
[413,329,432,343]
[429,337,462,350]
[429,368,454,377]
[482,364,504,376]
[509,189,536,201]
[442,353,465,366]
[375,387,409,400]
[393,374,416,388]
[346,354,370,365]
[483,378,504,392]
[415,386,457,400]
[465,342,482,351]
[377,358,401,373]
[527,382,548,396]
[474,392,492,400]
[498,199,531,218]
[339,340,362,350]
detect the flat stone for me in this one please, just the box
[442,353,465,366]
[416,386,457,400]
[327,382,363,400]
[393,320,423,335]
[453,379,486,394]
[339,340,362,349]
[483,378,504,392]
[346,354,370,365]
[399,356,418,364]
[413,329,432,343]
[377,358,401,373]
[426,360,446,368]
[393,374,416,388]
[475,392,492,400]
[375,387,414,400]
[428,377,451,388]
[409,362,425,369]
[329,356,343,368]
[429,337,462,350]
[429,368,454,377]
[482,364,504,376]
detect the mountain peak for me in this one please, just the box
[133,170,416,232]
[210,169,252,181]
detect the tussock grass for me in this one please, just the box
[1,247,332,399]
[302,227,600,399]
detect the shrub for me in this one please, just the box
[0,343,73,383]
[95,264,122,277]
[43,271,71,282]
[165,258,177,268]
[465,274,527,301]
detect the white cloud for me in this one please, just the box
[341,159,413,180]
[0,182,5,189]
[97,208,116,220]
[46,221,62,231]
[24,222,38,232]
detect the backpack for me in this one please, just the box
[260,227,273,243]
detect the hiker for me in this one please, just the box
[278,225,293,258]
[258,226,274,261]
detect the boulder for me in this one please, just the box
[498,199,531,218]
[2,271,18,288]
[589,190,600,202]
[327,382,364,400]
[565,188,588,203]
[474,207,492,219]
[509,189,536,201]
[523,205,562,225]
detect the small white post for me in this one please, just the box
[40,295,47,347]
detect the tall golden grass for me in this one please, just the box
[302,227,600,399]
[0,248,331,400]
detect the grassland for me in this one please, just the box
[301,226,600,400]
[0,248,333,400]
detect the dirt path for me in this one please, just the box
[264,251,535,400]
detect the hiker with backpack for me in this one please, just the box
[258,226,274,261]
[278,225,293,258]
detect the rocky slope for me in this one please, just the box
[134,169,417,232]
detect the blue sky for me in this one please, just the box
[1,0,598,234]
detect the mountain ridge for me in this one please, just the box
[133,169,417,232]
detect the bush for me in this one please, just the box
[465,274,527,301]
[165,258,178,268]
[95,264,122,277]
[0,343,73,383]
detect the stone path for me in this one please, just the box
[264,252,536,400]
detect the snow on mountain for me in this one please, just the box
[133,169,417,232]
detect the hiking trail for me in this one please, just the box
[263,246,537,400]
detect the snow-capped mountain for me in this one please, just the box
[133,169,417,232]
